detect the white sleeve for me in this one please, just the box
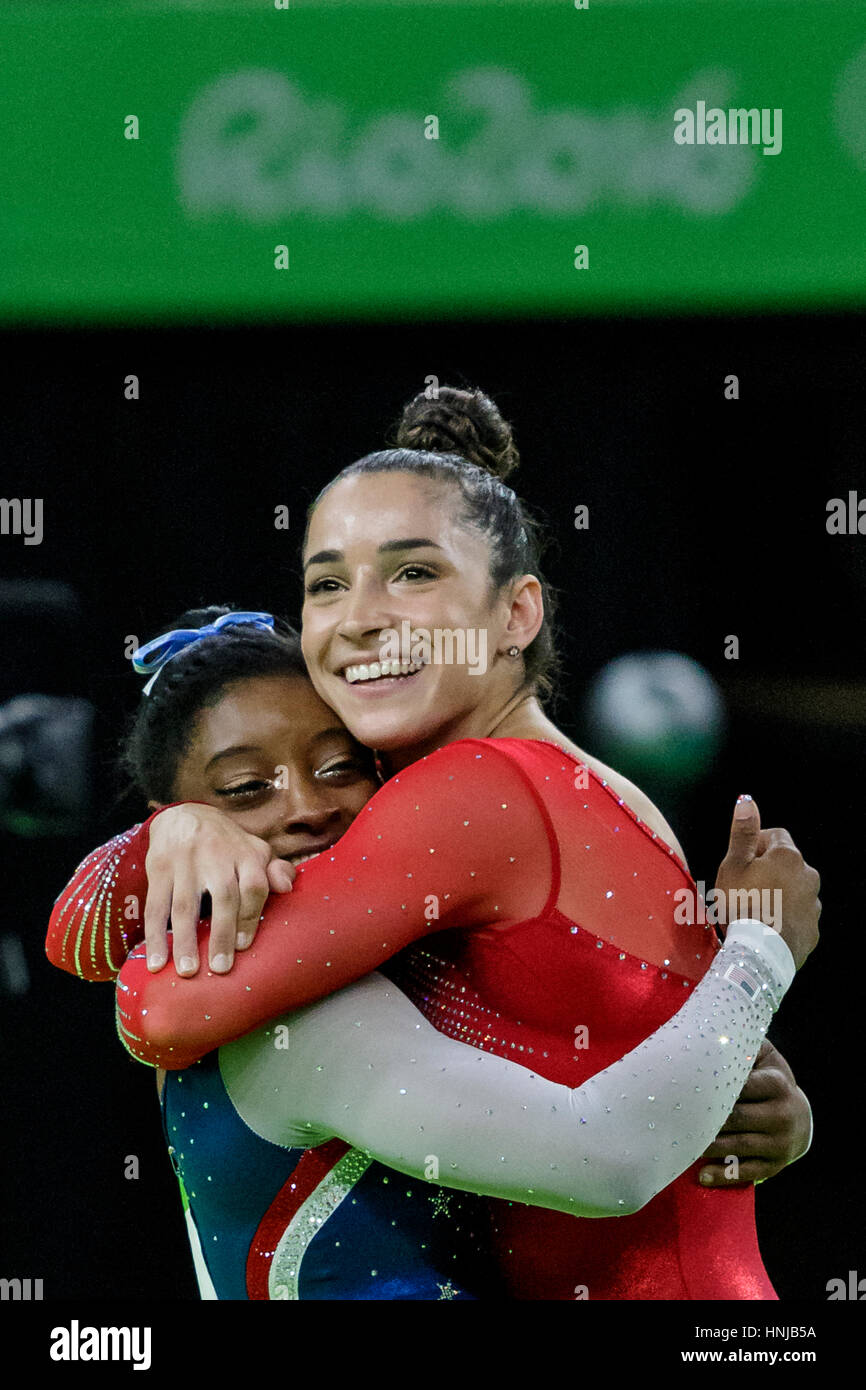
[218,920,796,1217]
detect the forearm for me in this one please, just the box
[116,742,554,1068]
[218,921,796,1218]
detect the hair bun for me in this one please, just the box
[393,385,520,482]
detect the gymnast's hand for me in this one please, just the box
[144,804,296,976]
[697,1039,813,1187]
[713,796,821,971]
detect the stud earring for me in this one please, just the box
[507,645,520,657]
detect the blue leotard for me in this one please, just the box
[160,1047,503,1301]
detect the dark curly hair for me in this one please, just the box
[120,607,309,804]
[305,385,561,702]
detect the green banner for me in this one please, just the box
[3,0,866,322]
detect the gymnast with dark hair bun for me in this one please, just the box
[47,386,818,1299]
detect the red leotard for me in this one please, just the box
[48,738,778,1299]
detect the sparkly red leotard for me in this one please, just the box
[49,738,780,1299]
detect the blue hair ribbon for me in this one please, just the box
[132,611,277,695]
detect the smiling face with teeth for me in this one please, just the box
[301,471,543,770]
[166,674,378,864]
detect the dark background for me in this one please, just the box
[1,311,862,1299]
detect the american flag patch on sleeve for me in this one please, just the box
[722,962,761,998]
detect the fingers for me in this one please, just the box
[143,878,173,972]
[698,1158,781,1187]
[235,864,272,951]
[729,1065,789,1106]
[168,876,203,975]
[749,1037,796,1087]
[751,1038,775,1067]
[699,1126,783,1160]
[760,825,798,853]
[267,859,296,894]
[741,824,798,862]
[208,877,242,972]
